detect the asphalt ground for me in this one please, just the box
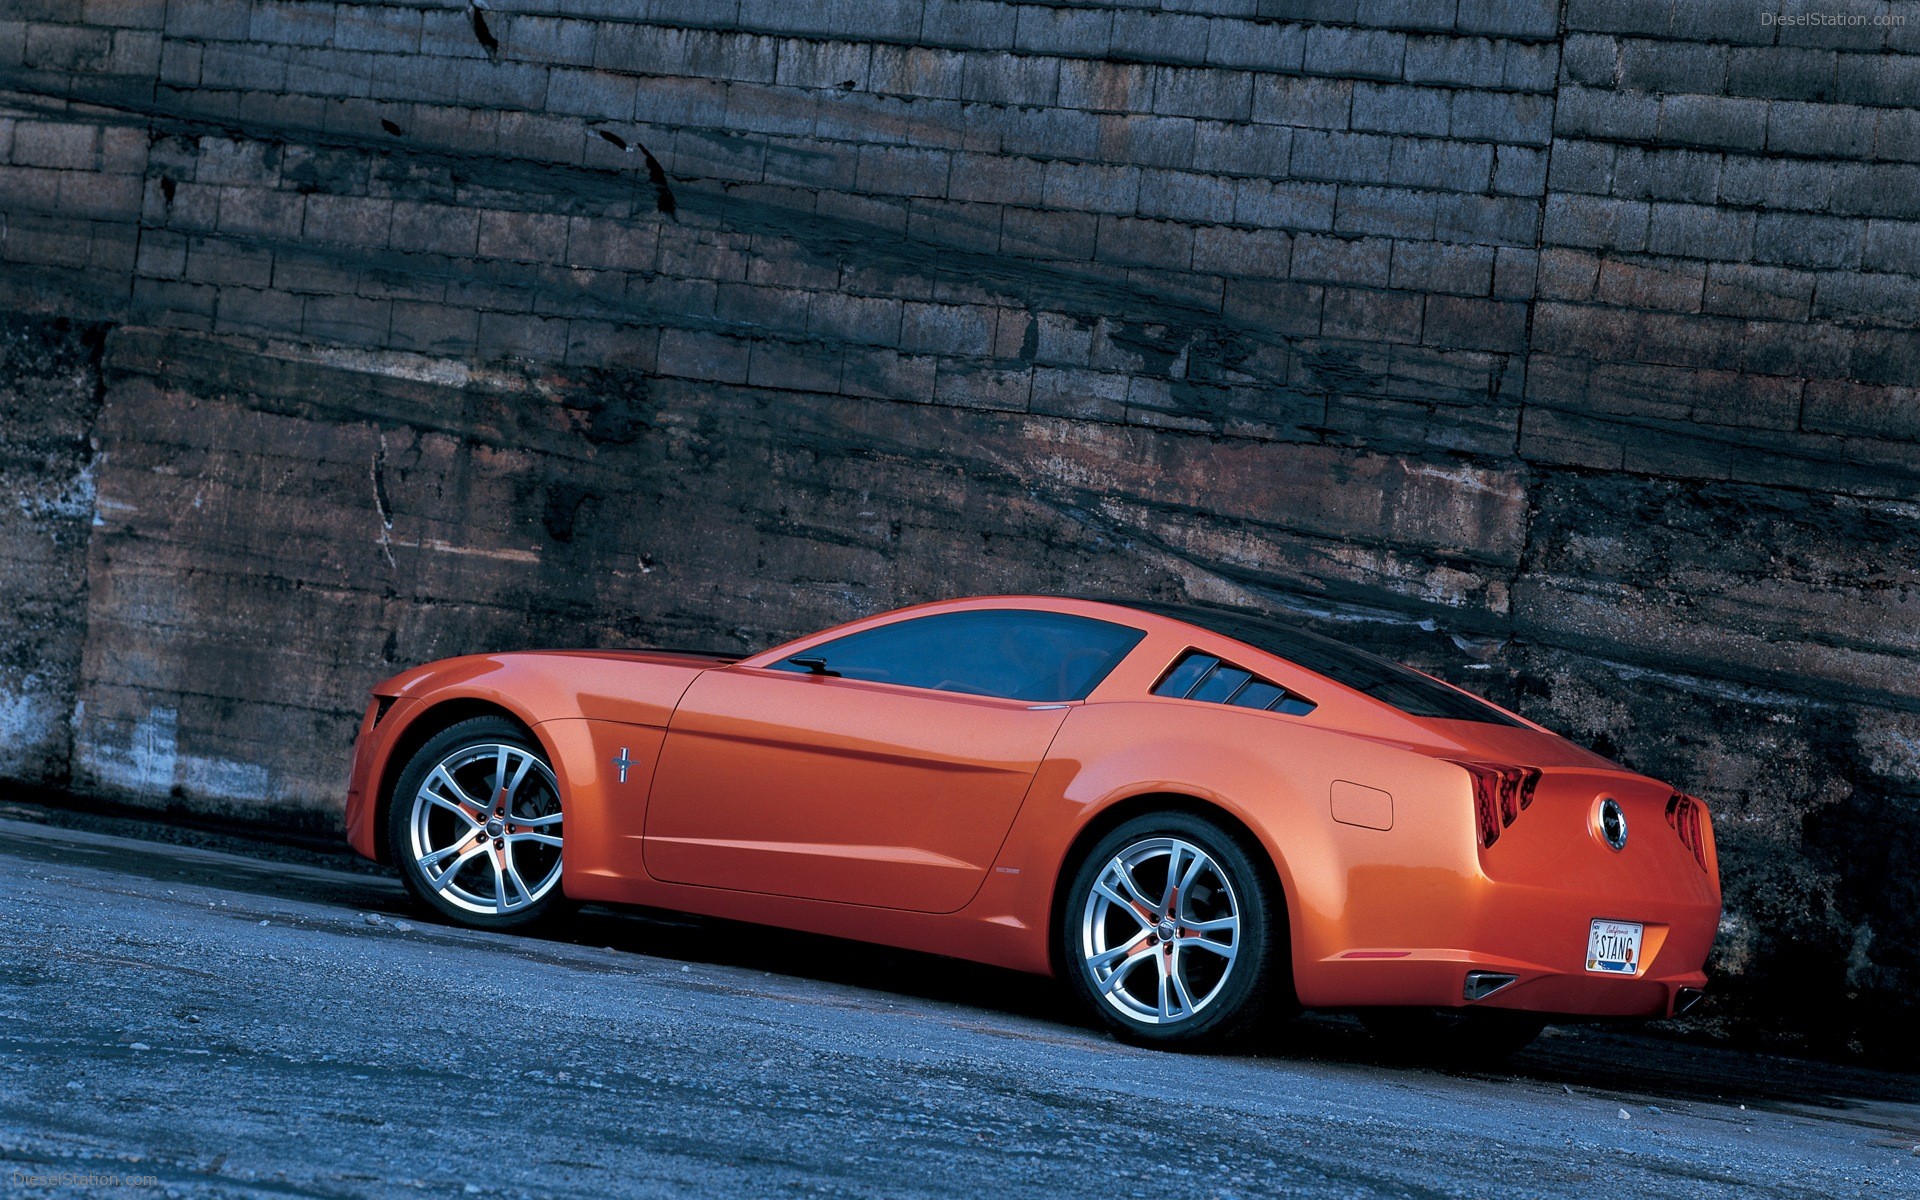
[1,801,1915,1199]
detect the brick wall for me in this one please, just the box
[1,0,1917,1057]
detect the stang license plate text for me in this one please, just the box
[1586,919,1643,974]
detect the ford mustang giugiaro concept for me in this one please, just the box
[344,596,1719,1050]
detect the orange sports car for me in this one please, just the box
[343,596,1719,1051]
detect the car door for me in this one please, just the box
[641,609,1145,913]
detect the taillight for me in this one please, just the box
[1666,792,1709,871]
[1454,762,1542,848]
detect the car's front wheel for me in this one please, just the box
[388,716,568,930]
[1060,811,1284,1048]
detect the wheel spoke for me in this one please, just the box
[425,844,487,892]
[1168,948,1197,1016]
[1177,935,1236,961]
[1096,948,1156,996]
[488,850,509,911]
[1092,879,1154,926]
[1105,860,1158,914]
[422,793,482,827]
[1158,844,1187,916]
[502,855,535,910]
[420,828,483,870]
[511,811,563,828]
[1087,929,1152,971]
[1176,851,1207,901]
[1156,954,1173,1018]
[1182,913,1237,933]
[425,768,484,820]
[492,746,511,801]
[506,831,562,848]
[503,751,533,805]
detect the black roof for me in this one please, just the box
[1112,599,1520,726]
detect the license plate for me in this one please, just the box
[1586,919,1643,974]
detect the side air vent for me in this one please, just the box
[1152,651,1317,716]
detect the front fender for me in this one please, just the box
[344,651,709,866]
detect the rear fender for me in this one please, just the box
[986,702,1475,987]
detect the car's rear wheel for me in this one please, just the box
[1060,811,1283,1048]
[1359,1007,1547,1062]
[388,717,568,930]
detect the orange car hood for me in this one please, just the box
[371,648,735,696]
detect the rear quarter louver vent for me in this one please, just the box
[1152,651,1317,716]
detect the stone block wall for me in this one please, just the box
[1,0,1916,1057]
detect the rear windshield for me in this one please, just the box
[1122,601,1520,726]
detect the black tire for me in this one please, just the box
[1059,811,1286,1049]
[1359,1008,1547,1063]
[387,716,572,931]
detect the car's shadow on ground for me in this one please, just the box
[9,800,1917,1125]
[553,902,1920,1121]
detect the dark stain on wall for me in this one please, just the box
[0,315,107,790]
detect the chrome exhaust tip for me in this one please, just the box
[1464,971,1519,1001]
[1674,987,1706,1016]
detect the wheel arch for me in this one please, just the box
[372,697,546,864]
[1045,790,1298,1002]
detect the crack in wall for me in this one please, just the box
[370,429,396,570]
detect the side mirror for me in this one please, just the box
[788,656,839,677]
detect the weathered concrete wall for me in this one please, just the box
[1,0,1917,1058]
[0,314,102,786]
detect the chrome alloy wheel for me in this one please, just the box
[1079,836,1240,1026]
[407,743,563,916]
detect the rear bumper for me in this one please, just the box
[1477,967,1708,1019]
[1308,950,1708,1019]
[1293,872,1720,1020]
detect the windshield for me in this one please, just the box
[1120,601,1520,726]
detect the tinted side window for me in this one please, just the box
[771,610,1146,702]
[1152,651,1317,717]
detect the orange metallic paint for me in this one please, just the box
[644,670,1070,912]
[344,596,1720,1019]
